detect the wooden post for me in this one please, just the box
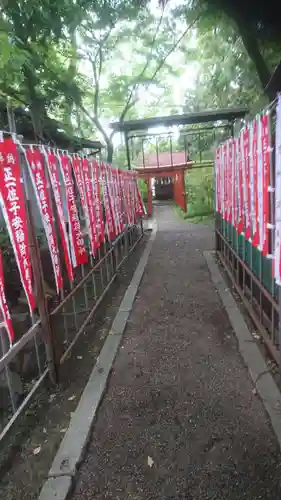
[173,170,186,212]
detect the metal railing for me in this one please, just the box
[0,221,143,442]
[215,101,280,366]
[216,218,279,364]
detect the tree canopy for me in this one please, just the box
[170,0,281,98]
[0,0,280,162]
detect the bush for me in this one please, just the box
[185,167,214,217]
[138,178,148,201]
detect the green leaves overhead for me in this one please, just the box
[1,0,279,164]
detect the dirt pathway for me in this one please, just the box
[72,206,281,500]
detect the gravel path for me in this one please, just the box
[72,206,281,500]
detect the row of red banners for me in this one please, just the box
[0,137,145,344]
[215,112,271,258]
[274,96,281,285]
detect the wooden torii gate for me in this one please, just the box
[110,108,248,217]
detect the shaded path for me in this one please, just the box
[72,206,281,500]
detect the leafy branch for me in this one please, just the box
[119,13,200,124]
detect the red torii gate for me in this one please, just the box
[135,151,192,216]
[110,108,248,217]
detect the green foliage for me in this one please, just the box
[1,0,279,164]
[112,146,128,170]
[185,166,214,217]
[77,6,190,159]
[0,1,162,139]
[0,0,197,159]
[182,21,263,112]
[173,0,281,99]
[178,0,281,45]
[138,178,148,201]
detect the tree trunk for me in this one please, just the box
[29,99,46,140]
[106,141,114,163]
[62,31,77,135]
[23,65,46,140]
[228,9,274,101]
[239,29,274,100]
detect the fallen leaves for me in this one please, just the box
[33,446,41,455]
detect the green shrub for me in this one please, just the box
[185,167,214,217]
[138,178,148,201]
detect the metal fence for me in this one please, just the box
[0,140,144,443]
[0,220,143,442]
[215,102,280,366]
[128,125,229,169]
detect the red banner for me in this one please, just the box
[131,172,137,223]
[117,170,125,231]
[72,156,89,226]
[101,164,115,240]
[225,142,228,221]
[0,249,14,344]
[249,126,254,240]
[242,128,251,240]
[82,158,98,255]
[91,160,104,246]
[227,140,232,222]
[131,171,144,219]
[129,172,136,224]
[252,120,259,247]
[232,139,237,228]
[59,155,87,267]
[106,165,119,236]
[261,113,270,256]
[112,169,122,235]
[215,147,221,214]
[220,146,225,218]
[26,148,62,293]
[257,116,264,252]
[222,144,227,221]
[128,172,136,224]
[120,172,131,225]
[275,96,281,283]
[0,138,35,313]
[45,151,74,281]
[136,179,146,217]
[132,172,139,220]
[215,113,272,261]
[237,135,244,234]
